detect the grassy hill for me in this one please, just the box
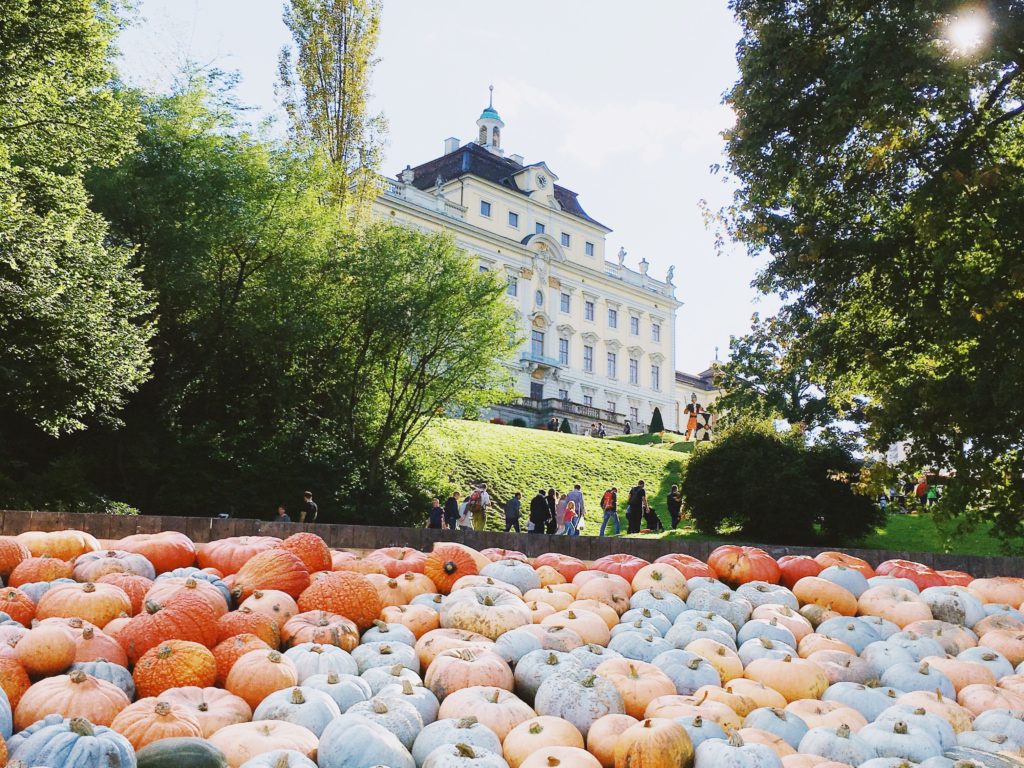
[411,419,686,532]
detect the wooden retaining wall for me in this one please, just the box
[1,509,1021,577]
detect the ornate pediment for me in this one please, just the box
[557,323,576,337]
[627,346,645,358]
[605,339,622,352]
[581,331,600,344]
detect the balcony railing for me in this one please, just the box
[377,177,467,221]
[520,352,563,369]
[513,397,622,424]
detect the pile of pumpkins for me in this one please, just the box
[0,530,1020,768]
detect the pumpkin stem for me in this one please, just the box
[372,699,388,714]
[82,583,96,593]
[456,716,478,728]
[918,661,929,674]
[144,599,163,614]
[760,638,774,649]
[893,721,908,735]
[546,759,561,767]
[82,627,94,640]
[727,732,745,747]
[401,679,414,695]
[267,650,282,662]
[443,561,458,575]
[687,658,702,670]
[68,670,87,684]
[291,688,306,705]
[68,717,95,737]
[695,620,706,631]
[488,689,500,704]
[455,744,478,759]
[327,672,340,684]
[482,596,494,607]
[379,644,392,655]
[836,723,851,739]
[432,594,442,603]
[154,701,172,716]
[692,715,703,727]
[198,702,209,712]
[581,674,597,688]
[390,664,404,676]
[546,653,559,665]
[374,620,389,631]
[643,719,654,728]
[529,723,543,735]
[156,644,174,659]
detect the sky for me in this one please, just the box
[117,0,777,374]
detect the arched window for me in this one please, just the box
[478,125,487,144]
[492,127,500,148]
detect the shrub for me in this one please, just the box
[559,418,573,434]
[680,423,883,545]
[648,407,665,433]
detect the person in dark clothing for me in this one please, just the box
[529,490,549,534]
[626,480,646,534]
[443,492,461,531]
[426,498,445,529]
[504,492,523,532]
[667,485,683,530]
[275,505,290,523]
[643,500,665,532]
[545,488,558,534]
[300,491,318,523]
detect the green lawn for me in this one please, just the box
[608,432,695,453]
[411,419,686,531]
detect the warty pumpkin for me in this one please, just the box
[0,586,36,626]
[213,633,272,686]
[118,589,220,664]
[146,575,231,618]
[73,549,156,582]
[230,549,311,602]
[0,537,30,579]
[296,570,381,631]
[276,532,333,574]
[217,605,281,648]
[97,572,154,616]
[133,639,217,697]
[8,554,74,587]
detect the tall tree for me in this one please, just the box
[277,0,386,211]
[0,0,152,435]
[723,1,1024,541]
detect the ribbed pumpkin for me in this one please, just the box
[593,659,675,719]
[0,537,30,578]
[73,549,157,582]
[281,610,359,650]
[534,554,587,582]
[332,554,387,575]
[425,543,484,594]
[161,685,253,737]
[504,716,585,768]
[743,655,829,702]
[276,533,333,574]
[416,627,495,668]
[813,551,875,578]
[592,554,651,583]
[146,575,230,618]
[213,633,272,686]
[380,604,440,639]
[226,649,299,709]
[14,669,130,730]
[116,531,198,574]
[217,605,281,647]
[8,554,74,587]
[240,589,299,624]
[118,590,220,664]
[792,577,857,616]
[425,647,514,699]
[230,549,310,602]
[519,746,603,768]
[73,625,129,666]
[97,572,154,615]
[36,581,133,627]
[586,713,640,767]
[437,685,537,741]
[110,697,204,750]
[0,587,36,626]
[365,546,428,577]
[208,719,318,767]
[14,623,76,676]
[0,655,30,708]
[708,546,781,588]
[197,536,283,576]
[134,640,217,697]
[613,717,694,768]
[296,571,381,631]
[16,529,100,560]
[7,714,135,767]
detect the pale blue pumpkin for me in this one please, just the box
[743,706,808,749]
[569,642,622,671]
[318,713,415,768]
[797,724,877,766]
[735,618,797,648]
[68,660,135,699]
[513,649,582,703]
[607,630,672,662]
[8,714,136,768]
[629,589,686,622]
[303,671,371,712]
[674,714,729,749]
[819,565,871,597]
[651,649,721,695]
[816,616,883,654]
[412,717,503,768]
[620,607,672,636]
[880,660,955,697]
[859,719,944,762]
[362,620,417,647]
[822,682,903,721]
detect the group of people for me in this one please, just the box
[878,477,942,512]
[426,480,687,537]
[273,491,319,523]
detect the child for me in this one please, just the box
[562,500,577,535]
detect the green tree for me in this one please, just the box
[648,407,665,434]
[559,418,573,434]
[723,1,1024,541]
[0,0,152,436]
[278,0,386,210]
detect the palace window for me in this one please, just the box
[630,406,639,423]
[585,241,595,257]
[629,358,639,385]
[651,364,661,390]
[584,301,595,321]
[608,308,618,328]
[508,211,519,228]
[630,316,640,336]
[478,264,489,273]
[507,276,518,297]
[583,345,594,373]
[561,232,571,247]
[535,222,545,234]
[559,337,569,365]
[583,395,593,406]
[559,388,569,401]
[607,352,617,379]
[531,330,544,358]
[560,293,570,313]
[535,289,544,306]
[652,323,661,342]
[480,200,492,217]
[607,400,617,413]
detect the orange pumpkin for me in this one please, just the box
[415,628,494,668]
[364,546,428,576]
[276,532,333,574]
[654,553,715,580]
[785,699,868,732]
[216,606,281,648]
[380,604,440,639]
[921,655,996,693]
[436,685,537,741]
[708,546,781,587]
[481,548,529,563]
[725,678,789,710]
[239,589,299,624]
[566,600,620,630]
[37,581,132,627]
[280,610,359,650]
[197,536,282,575]
[685,639,744,682]
[14,623,76,676]
[957,682,1024,716]
[857,585,932,628]
[225,649,298,709]
[574,577,631,616]
[161,685,253,737]
[73,625,129,666]
[110,698,203,750]
[0,537,30,578]
[133,640,217,698]
[520,747,602,768]
[14,669,129,730]
[146,576,229,618]
[534,553,587,582]
[118,590,220,665]
[115,531,197,574]
[212,633,271,686]
[8,554,74,587]
[230,549,310,602]
[424,647,514,699]
[296,570,382,632]
[16,529,100,561]
[792,577,857,616]
[875,559,946,590]
[969,577,1024,605]
[536,565,569,587]
[630,564,689,599]
[586,713,639,768]
[778,556,824,590]
[425,543,483,594]
[541,610,611,646]
[611,717,694,768]
[592,554,650,583]
[0,656,30,708]
[978,629,1024,666]
[0,587,36,626]
[751,605,814,642]
[939,570,974,588]
[504,715,585,768]
[593,659,675,719]
[97,573,154,616]
[813,552,875,578]
[743,655,829,702]
[208,720,317,767]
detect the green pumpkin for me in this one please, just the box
[136,737,229,768]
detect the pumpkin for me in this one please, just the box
[276,532,333,574]
[708,546,781,588]
[743,655,829,702]
[208,720,318,768]
[134,640,217,697]
[875,559,946,591]
[0,655,30,708]
[116,532,198,575]
[684,638,744,682]
[0,586,36,626]
[416,627,495,668]
[97,572,154,615]
[592,554,650,583]
[526,588,576,613]
[135,736,229,768]
[296,570,381,631]
[536,566,569,587]
[896,689,974,733]
[283,641,358,681]
[796,723,875,766]
[252,685,341,738]
[14,669,130,730]
[365,546,428,576]
[218,605,281,647]
[231,549,311,602]
[438,685,537,741]
[541,609,611,646]
[481,560,542,594]
[226,649,299,709]
[213,633,272,686]
[593,659,675,719]
[534,553,587,582]
[148,576,231,618]
[0,537,30,579]
[279,609,358,651]
[752,604,814,642]
[957,682,1024,716]
[69,659,135,698]
[241,589,299,623]
[574,578,631,617]
[347,695,423,749]
[813,552,875,578]
[318,713,414,768]
[426,647,514,699]
[792,577,858,616]
[857,585,933,628]
[9,554,75,588]
[978,629,1024,665]
[651,553,713,580]
[362,619,417,647]
[413,715,504,767]
[585,713,639,768]
[520,746,602,768]
[426,544,485,594]
[198,536,283,576]
[14,623,76,676]
[73,549,157,582]
[36,580,132,627]
[423,742,508,767]
[118,589,220,664]
[110,697,204,749]
[482,547,529,563]
[161,685,253,737]
[17,529,100,560]
[970,577,1024,605]
[332,556,387,575]
[504,715,585,768]
[7,714,135,767]
[72,625,129,666]
[938,569,974,588]
[777,556,824,589]
[382,604,441,639]
[236,750,315,768]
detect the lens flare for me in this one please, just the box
[944,8,990,55]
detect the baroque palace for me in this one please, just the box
[372,93,717,434]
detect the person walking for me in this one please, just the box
[426,498,445,530]
[300,491,318,523]
[566,484,585,536]
[623,420,632,435]
[926,485,939,507]
[626,480,646,534]
[561,500,577,535]
[914,477,928,509]
[465,484,490,530]
[504,492,523,532]
[529,490,548,534]
[275,505,290,523]
[443,492,461,531]
[667,485,683,530]
[555,493,569,534]
[599,487,619,536]
[545,489,558,534]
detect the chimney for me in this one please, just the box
[510,153,524,165]
[443,137,459,155]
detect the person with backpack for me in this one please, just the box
[667,484,683,530]
[626,480,646,534]
[599,487,619,536]
[464,484,490,530]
